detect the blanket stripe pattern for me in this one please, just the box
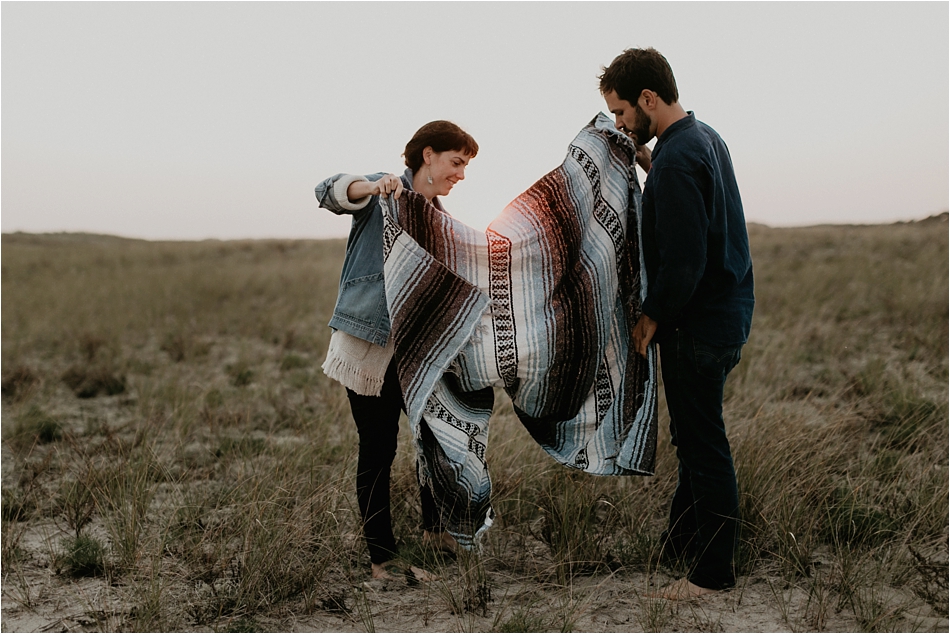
[381,113,658,546]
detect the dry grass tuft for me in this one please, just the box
[1,365,41,401]
[61,364,126,398]
[11,405,63,447]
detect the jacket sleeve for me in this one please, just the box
[314,172,386,215]
[641,165,709,324]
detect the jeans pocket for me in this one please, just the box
[692,340,741,382]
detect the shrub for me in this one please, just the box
[77,332,108,362]
[1,365,40,401]
[57,535,106,577]
[534,470,620,581]
[226,361,254,387]
[1,487,34,522]
[56,478,96,538]
[279,354,309,371]
[61,364,126,398]
[12,405,63,446]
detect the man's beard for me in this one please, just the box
[630,103,653,144]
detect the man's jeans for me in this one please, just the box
[660,328,742,590]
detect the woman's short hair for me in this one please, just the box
[403,121,479,172]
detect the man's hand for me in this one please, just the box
[635,143,652,173]
[632,314,657,358]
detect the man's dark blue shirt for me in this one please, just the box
[640,112,754,347]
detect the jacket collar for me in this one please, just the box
[402,168,445,212]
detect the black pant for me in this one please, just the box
[660,329,743,590]
[346,360,442,564]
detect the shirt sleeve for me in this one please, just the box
[641,165,709,324]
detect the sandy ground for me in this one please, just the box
[2,513,946,633]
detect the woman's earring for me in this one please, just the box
[426,168,433,185]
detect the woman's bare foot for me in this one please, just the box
[422,530,458,555]
[649,577,719,600]
[408,565,439,582]
[371,560,438,582]
[371,561,400,581]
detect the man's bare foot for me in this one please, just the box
[371,561,438,582]
[649,577,719,600]
[422,530,458,555]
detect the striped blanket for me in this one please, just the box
[381,113,658,546]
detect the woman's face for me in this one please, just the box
[426,150,472,196]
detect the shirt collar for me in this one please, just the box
[653,111,696,157]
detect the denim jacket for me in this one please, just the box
[314,168,444,346]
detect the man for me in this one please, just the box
[599,48,755,600]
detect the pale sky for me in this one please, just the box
[2,2,947,240]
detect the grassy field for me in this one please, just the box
[2,216,947,632]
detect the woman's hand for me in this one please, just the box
[373,174,404,198]
[346,174,404,203]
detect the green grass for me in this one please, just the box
[11,404,63,446]
[1,217,947,631]
[57,534,107,577]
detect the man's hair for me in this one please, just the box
[598,47,679,106]
[403,120,478,172]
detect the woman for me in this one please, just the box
[314,120,478,580]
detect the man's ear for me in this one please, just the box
[639,89,657,110]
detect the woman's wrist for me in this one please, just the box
[334,174,372,211]
[346,180,375,202]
